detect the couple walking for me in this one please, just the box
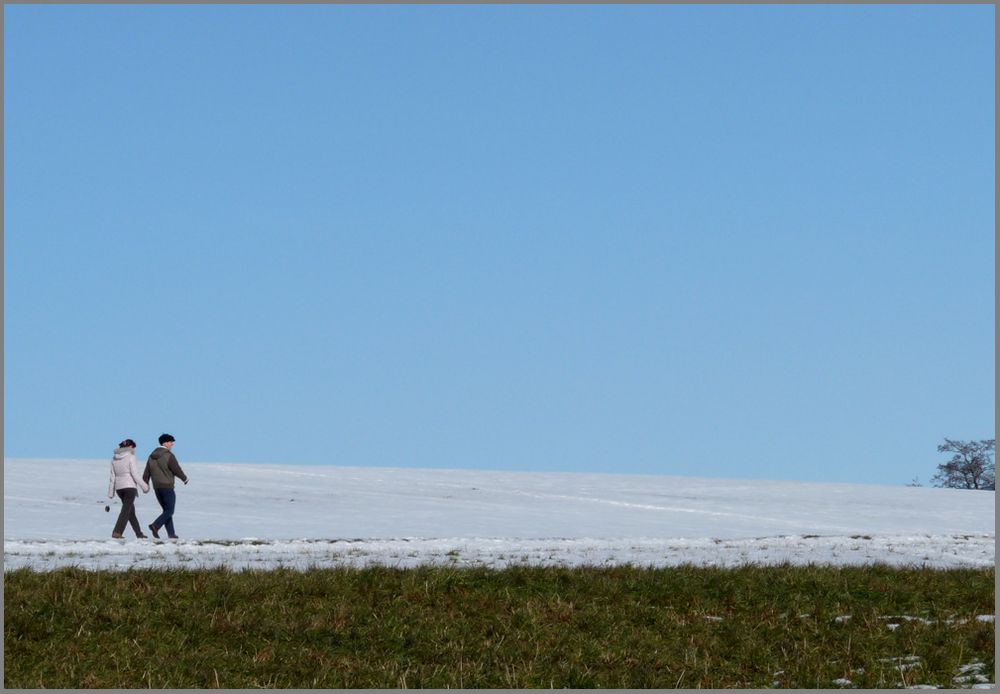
[108,433,189,539]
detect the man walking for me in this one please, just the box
[143,433,189,539]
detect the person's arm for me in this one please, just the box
[142,459,152,485]
[108,462,116,499]
[168,453,188,484]
[130,454,149,493]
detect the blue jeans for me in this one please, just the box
[152,488,177,537]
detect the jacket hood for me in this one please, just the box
[113,447,135,459]
[149,447,170,460]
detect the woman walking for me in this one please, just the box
[108,439,150,539]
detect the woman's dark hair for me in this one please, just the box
[119,438,137,449]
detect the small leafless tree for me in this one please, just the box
[931,438,995,490]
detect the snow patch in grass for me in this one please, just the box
[953,662,992,688]
[880,655,923,672]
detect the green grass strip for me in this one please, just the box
[5,564,994,688]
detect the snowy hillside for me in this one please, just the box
[4,458,994,571]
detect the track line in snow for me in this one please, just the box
[501,489,813,526]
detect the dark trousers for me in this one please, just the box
[152,488,177,537]
[113,488,143,537]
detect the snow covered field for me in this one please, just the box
[4,458,994,571]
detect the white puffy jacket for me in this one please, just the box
[108,447,150,497]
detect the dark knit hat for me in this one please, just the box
[158,433,176,445]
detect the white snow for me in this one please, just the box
[953,662,993,687]
[3,458,994,572]
[881,656,923,672]
[876,615,997,628]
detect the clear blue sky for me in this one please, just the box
[4,5,994,485]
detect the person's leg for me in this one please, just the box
[152,488,169,530]
[112,489,136,537]
[122,488,144,537]
[161,489,177,537]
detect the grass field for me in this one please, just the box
[4,564,994,688]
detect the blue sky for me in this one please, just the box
[4,5,994,485]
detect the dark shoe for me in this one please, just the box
[167,535,179,539]
[136,534,148,539]
[148,524,160,539]
[111,532,124,539]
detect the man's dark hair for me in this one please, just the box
[158,433,176,445]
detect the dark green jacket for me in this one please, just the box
[142,447,188,489]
